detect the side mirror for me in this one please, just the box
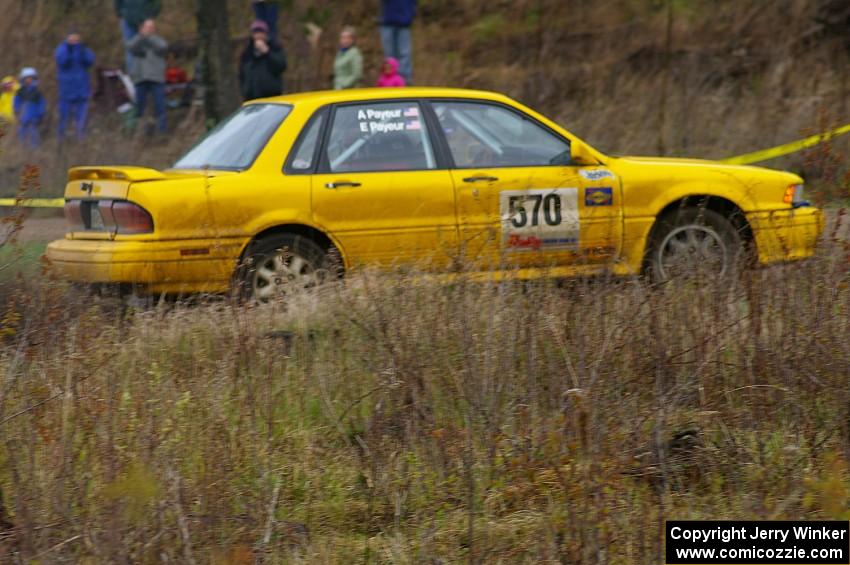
[570,141,599,166]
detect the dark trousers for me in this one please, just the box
[135,81,167,133]
[58,98,89,139]
[253,1,279,38]
[18,120,41,149]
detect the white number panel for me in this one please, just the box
[500,188,579,251]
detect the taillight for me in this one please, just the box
[111,201,154,234]
[99,201,116,231]
[64,200,84,231]
[64,200,153,233]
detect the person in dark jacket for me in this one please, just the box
[55,30,95,139]
[380,0,416,84]
[114,0,161,73]
[14,68,46,149]
[239,20,287,100]
[127,18,168,134]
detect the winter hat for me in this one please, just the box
[250,19,269,33]
[382,58,400,74]
[19,67,38,80]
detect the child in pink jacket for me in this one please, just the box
[376,57,406,87]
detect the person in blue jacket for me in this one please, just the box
[55,30,95,140]
[14,68,46,149]
[380,0,417,84]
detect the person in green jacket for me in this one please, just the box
[333,26,363,90]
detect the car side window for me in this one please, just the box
[324,102,436,173]
[288,113,325,172]
[433,101,571,168]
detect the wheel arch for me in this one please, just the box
[643,195,754,269]
[238,223,347,271]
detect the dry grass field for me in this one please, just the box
[3,0,850,562]
[0,228,849,561]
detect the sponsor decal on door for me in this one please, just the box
[585,186,613,206]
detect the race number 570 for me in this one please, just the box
[507,193,562,227]
[500,188,580,250]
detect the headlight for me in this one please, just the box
[784,184,807,207]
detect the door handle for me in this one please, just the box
[325,181,362,189]
[463,176,498,183]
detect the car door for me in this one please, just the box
[430,99,621,270]
[310,100,458,269]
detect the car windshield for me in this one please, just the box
[172,104,292,170]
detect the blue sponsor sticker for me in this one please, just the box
[585,187,613,206]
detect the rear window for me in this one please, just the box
[173,104,291,170]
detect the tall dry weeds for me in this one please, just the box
[0,226,849,562]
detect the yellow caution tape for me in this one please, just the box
[2,123,848,207]
[0,198,65,208]
[721,123,850,165]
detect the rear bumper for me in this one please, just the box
[45,237,244,294]
[747,206,824,264]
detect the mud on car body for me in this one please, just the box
[46,87,824,297]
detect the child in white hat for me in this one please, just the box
[14,67,46,148]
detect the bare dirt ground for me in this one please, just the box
[16,216,69,243]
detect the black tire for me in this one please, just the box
[647,208,744,283]
[236,234,331,301]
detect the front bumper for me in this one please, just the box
[746,206,824,264]
[45,237,244,294]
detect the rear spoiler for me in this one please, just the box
[68,166,167,183]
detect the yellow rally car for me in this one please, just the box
[46,88,823,298]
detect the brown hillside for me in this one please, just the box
[1,0,849,196]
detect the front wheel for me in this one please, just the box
[237,234,330,301]
[647,208,745,282]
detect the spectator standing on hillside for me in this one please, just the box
[0,76,19,126]
[127,19,168,134]
[239,20,287,100]
[252,0,279,40]
[55,30,95,140]
[14,68,46,149]
[333,26,363,90]
[379,0,416,84]
[376,57,406,87]
[115,0,162,73]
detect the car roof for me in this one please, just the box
[245,87,516,108]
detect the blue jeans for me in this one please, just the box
[18,120,41,149]
[135,81,167,134]
[58,98,89,139]
[380,25,413,84]
[121,19,136,74]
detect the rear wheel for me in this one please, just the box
[237,234,330,301]
[647,208,744,282]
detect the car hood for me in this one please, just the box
[610,155,803,184]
